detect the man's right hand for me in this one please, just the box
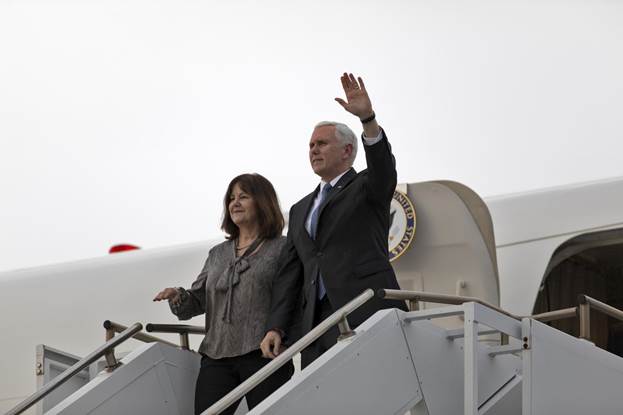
[260,330,283,359]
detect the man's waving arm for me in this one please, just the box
[335,72,396,202]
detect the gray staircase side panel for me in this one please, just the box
[36,345,94,415]
[248,309,423,415]
[158,345,253,415]
[523,319,623,415]
[46,342,200,415]
[480,375,522,415]
[402,317,521,415]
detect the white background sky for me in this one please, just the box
[1,0,622,272]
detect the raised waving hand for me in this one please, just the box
[335,73,379,137]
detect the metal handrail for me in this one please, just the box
[379,289,623,344]
[380,289,581,324]
[579,295,623,320]
[6,323,143,415]
[378,289,522,320]
[530,307,578,323]
[145,323,206,334]
[146,323,206,350]
[578,294,623,340]
[203,289,375,415]
[104,320,178,348]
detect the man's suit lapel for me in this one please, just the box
[316,168,357,220]
[297,186,319,244]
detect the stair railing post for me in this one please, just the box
[337,315,355,341]
[463,303,478,415]
[104,327,119,371]
[179,332,190,350]
[578,296,591,341]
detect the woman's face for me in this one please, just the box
[228,183,257,228]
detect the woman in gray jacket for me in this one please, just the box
[154,173,293,415]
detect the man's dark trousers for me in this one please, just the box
[300,296,338,368]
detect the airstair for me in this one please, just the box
[9,289,623,415]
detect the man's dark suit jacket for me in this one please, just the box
[267,129,408,341]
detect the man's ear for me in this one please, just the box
[342,143,353,161]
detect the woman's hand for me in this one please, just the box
[153,287,180,302]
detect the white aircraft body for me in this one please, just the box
[2,177,623,413]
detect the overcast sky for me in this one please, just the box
[1,0,622,272]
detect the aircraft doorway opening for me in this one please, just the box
[533,228,623,356]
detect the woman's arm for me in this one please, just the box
[153,256,210,320]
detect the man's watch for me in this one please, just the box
[360,112,376,124]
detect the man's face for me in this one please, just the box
[309,125,350,181]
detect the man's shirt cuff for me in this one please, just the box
[362,129,383,146]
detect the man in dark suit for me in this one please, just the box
[260,73,407,367]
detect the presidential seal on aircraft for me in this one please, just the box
[389,189,416,262]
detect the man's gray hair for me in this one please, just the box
[314,121,358,164]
